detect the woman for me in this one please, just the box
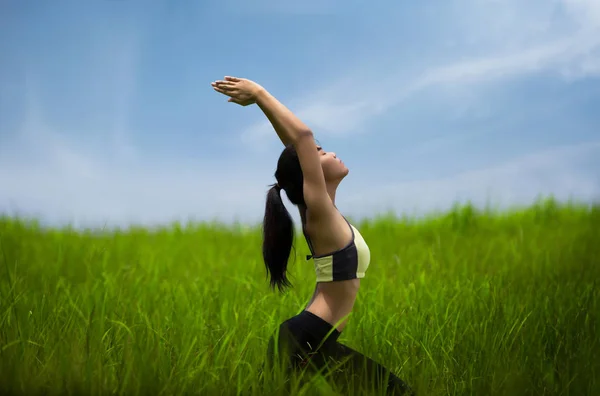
[212,76,413,395]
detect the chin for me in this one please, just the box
[339,168,350,181]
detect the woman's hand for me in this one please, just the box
[211,76,265,106]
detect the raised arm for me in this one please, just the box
[254,88,308,147]
[212,76,333,214]
[255,89,332,213]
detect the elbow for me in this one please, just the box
[294,129,314,143]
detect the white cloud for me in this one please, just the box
[4,126,597,228]
[562,0,600,29]
[1,80,275,228]
[0,124,271,228]
[240,0,600,145]
[341,140,600,218]
[77,25,145,162]
[0,27,269,228]
[3,0,599,229]
[105,32,142,161]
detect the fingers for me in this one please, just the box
[211,77,244,105]
[211,80,235,88]
[213,86,236,97]
[215,80,235,86]
[212,80,237,92]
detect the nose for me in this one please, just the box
[330,152,337,158]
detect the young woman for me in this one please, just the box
[212,76,413,395]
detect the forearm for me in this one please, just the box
[255,89,313,146]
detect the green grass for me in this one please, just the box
[1,198,599,395]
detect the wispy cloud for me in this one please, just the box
[105,31,142,161]
[1,0,598,228]
[0,110,270,228]
[0,81,272,227]
[562,0,600,29]
[240,0,600,146]
[342,140,600,218]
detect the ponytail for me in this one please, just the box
[262,184,294,292]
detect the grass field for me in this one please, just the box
[0,199,599,395]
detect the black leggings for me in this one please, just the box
[266,310,414,395]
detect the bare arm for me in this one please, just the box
[254,89,309,147]
[255,90,331,212]
[212,77,333,214]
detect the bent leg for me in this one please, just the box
[325,342,415,395]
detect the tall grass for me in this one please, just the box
[0,199,598,395]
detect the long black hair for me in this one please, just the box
[262,144,305,292]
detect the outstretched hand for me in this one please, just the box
[211,76,264,106]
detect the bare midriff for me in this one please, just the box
[305,278,361,332]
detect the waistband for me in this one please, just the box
[284,310,342,343]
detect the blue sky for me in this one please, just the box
[1,0,599,228]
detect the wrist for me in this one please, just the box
[254,87,270,104]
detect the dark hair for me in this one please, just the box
[262,144,306,292]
